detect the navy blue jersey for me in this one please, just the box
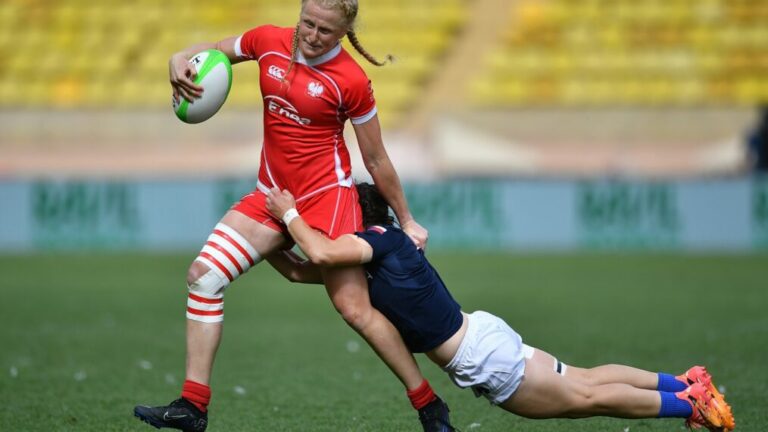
[355,225,462,353]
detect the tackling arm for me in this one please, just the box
[266,188,373,267]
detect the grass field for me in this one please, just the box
[1,252,766,431]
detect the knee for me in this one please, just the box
[185,261,228,323]
[187,261,229,298]
[572,367,598,386]
[562,386,597,418]
[187,261,210,286]
[333,299,373,331]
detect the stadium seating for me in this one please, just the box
[469,0,768,106]
[0,0,465,127]
[5,1,763,116]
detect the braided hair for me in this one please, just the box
[285,0,392,83]
[346,29,394,66]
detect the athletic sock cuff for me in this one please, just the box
[657,372,688,392]
[658,391,693,418]
[182,379,211,413]
[407,379,436,410]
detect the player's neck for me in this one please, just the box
[297,42,342,66]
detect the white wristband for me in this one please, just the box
[282,208,300,226]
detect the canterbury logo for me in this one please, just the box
[307,81,324,98]
[268,65,285,81]
[265,96,311,126]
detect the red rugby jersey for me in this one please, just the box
[235,25,377,201]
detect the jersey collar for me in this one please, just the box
[296,42,342,67]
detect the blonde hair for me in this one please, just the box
[284,0,392,81]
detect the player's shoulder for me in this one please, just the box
[361,224,405,238]
[331,48,370,82]
[356,225,385,236]
[367,225,388,235]
[249,24,291,34]
[356,224,387,234]
[243,25,293,43]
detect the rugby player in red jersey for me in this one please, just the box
[134,1,450,431]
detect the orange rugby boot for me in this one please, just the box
[678,366,736,431]
[677,382,735,432]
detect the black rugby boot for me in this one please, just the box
[418,396,456,432]
[134,398,208,432]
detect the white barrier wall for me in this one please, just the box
[0,177,766,251]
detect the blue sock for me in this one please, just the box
[657,373,687,392]
[658,391,693,418]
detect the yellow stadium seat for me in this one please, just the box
[468,0,768,106]
[9,0,767,111]
[25,79,49,107]
[84,78,111,106]
[0,77,22,106]
[0,0,469,123]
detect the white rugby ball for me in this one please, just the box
[173,49,232,124]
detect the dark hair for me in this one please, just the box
[356,182,394,227]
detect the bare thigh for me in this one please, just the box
[499,348,591,418]
[499,348,662,419]
[322,265,371,325]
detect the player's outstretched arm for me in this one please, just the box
[353,116,429,248]
[266,188,373,266]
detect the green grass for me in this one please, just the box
[1,252,767,431]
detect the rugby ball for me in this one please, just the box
[173,49,232,124]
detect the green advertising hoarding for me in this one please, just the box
[1,177,764,252]
[406,181,503,249]
[31,181,141,249]
[577,181,681,249]
[754,178,768,248]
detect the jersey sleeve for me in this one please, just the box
[345,75,377,125]
[235,25,281,60]
[355,226,398,260]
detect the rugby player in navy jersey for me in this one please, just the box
[265,183,735,432]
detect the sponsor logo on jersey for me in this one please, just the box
[307,81,324,98]
[267,65,286,81]
[265,96,311,126]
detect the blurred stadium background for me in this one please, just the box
[1,1,767,430]
[1,0,767,179]
[1,0,768,250]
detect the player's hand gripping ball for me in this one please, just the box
[173,49,232,124]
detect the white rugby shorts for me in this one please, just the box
[443,311,530,405]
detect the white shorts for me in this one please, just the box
[443,311,530,405]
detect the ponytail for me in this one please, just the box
[346,30,393,67]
